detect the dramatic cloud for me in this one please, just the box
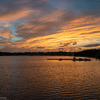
[0,0,100,52]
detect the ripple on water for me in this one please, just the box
[0,56,100,100]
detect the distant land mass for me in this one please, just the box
[0,49,100,59]
[74,49,100,59]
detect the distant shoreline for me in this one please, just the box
[0,49,100,59]
[0,54,100,59]
[0,55,99,60]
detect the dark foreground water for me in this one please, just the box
[0,56,100,100]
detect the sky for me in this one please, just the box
[0,0,100,52]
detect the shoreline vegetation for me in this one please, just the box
[0,49,100,59]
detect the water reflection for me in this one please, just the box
[0,56,100,100]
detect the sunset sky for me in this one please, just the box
[0,0,100,52]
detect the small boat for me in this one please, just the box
[84,58,91,61]
[58,58,63,61]
[73,57,76,61]
[73,57,91,61]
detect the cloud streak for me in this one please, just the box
[83,43,100,47]
[0,0,100,52]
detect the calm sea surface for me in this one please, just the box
[0,56,100,100]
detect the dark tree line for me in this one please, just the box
[0,51,72,56]
[74,49,100,59]
[0,49,100,59]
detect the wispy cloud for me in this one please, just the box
[83,43,100,47]
[0,0,100,52]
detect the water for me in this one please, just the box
[0,56,100,100]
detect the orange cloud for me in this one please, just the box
[13,15,100,51]
[0,8,100,52]
[0,8,33,22]
[0,29,14,38]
